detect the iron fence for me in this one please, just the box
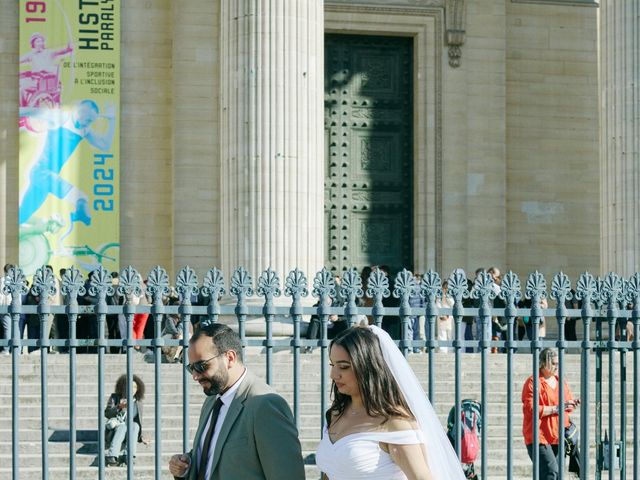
[1,265,639,479]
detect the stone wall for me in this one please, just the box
[440,0,600,281]
[441,0,508,275]
[171,1,220,276]
[0,0,600,283]
[119,0,174,273]
[505,2,599,280]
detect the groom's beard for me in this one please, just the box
[200,369,229,396]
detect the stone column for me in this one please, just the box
[219,0,324,285]
[600,0,640,276]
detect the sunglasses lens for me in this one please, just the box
[194,362,206,374]
[186,362,203,374]
[186,353,223,375]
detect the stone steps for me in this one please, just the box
[2,465,323,480]
[0,462,581,480]
[0,433,629,459]
[0,353,635,479]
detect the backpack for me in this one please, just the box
[460,410,480,464]
[447,400,482,465]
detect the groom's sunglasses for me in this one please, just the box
[185,352,225,375]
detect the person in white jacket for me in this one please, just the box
[436,280,454,353]
[0,264,15,354]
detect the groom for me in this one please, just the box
[169,323,305,480]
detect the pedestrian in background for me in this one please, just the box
[521,348,580,479]
[105,373,149,466]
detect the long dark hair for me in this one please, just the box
[114,374,145,401]
[326,326,412,427]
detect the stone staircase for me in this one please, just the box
[0,350,637,479]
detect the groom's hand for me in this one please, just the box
[169,453,191,477]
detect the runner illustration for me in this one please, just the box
[19,100,116,227]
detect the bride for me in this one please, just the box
[315,325,466,480]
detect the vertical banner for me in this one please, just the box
[19,0,120,277]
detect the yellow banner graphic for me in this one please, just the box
[19,0,120,277]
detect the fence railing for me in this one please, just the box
[1,265,639,480]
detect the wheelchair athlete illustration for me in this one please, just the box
[19,33,73,132]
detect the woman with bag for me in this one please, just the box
[521,348,580,479]
[104,374,149,466]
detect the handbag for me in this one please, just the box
[106,417,122,430]
[565,420,581,475]
[565,420,579,454]
[105,409,127,430]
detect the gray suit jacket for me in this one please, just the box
[184,370,305,480]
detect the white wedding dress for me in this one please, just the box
[316,427,425,479]
[316,326,466,480]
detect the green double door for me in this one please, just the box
[324,34,414,275]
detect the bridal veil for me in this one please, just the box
[370,325,467,480]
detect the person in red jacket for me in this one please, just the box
[522,348,580,479]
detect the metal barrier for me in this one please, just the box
[1,265,639,479]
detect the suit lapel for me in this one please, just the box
[208,371,253,476]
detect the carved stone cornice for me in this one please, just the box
[445,0,466,67]
[512,0,597,6]
[325,1,445,11]
[324,4,443,14]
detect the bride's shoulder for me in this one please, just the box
[380,415,419,433]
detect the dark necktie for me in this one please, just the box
[197,397,224,480]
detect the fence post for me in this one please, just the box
[392,269,415,358]
[147,265,170,480]
[61,267,85,480]
[90,266,115,479]
[576,272,596,479]
[525,271,548,480]
[421,270,441,402]
[500,271,521,480]
[367,269,389,329]
[603,272,624,478]
[201,268,224,328]
[31,266,57,480]
[7,267,28,480]
[341,269,363,329]
[627,273,640,479]
[312,269,335,435]
[472,270,496,480]
[117,266,141,478]
[231,267,253,363]
[551,271,571,474]
[257,268,281,385]
[285,268,308,430]
[176,266,199,452]
[447,269,469,460]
